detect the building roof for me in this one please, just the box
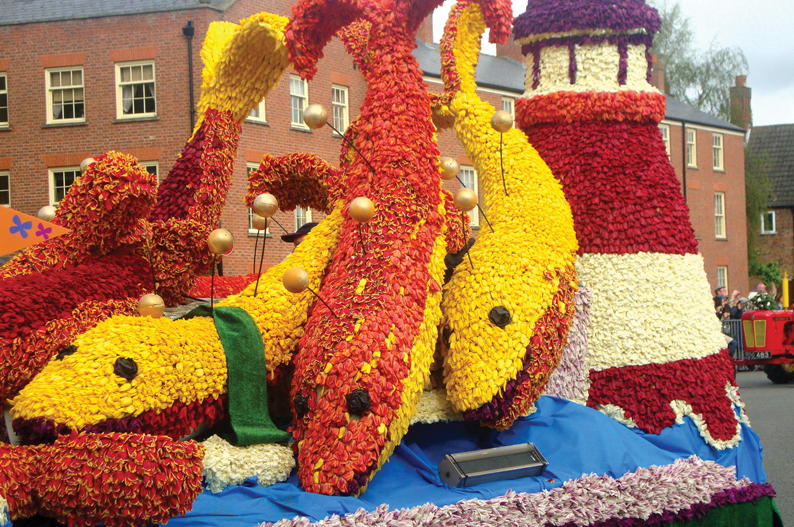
[0,0,237,26]
[513,0,661,42]
[747,124,794,208]
[663,96,745,133]
[413,40,525,94]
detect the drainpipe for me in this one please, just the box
[681,120,688,203]
[182,21,196,132]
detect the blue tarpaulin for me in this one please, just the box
[168,396,766,527]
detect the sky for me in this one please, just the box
[431,0,794,126]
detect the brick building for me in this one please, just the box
[747,124,794,281]
[0,0,749,291]
[657,95,749,294]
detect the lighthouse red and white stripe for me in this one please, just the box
[514,0,744,448]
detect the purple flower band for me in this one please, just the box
[260,457,774,527]
[514,0,661,42]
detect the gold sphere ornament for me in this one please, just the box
[252,193,279,218]
[283,267,310,294]
[349,196,375,223]
[302,104,328,130]
[80,157,96,173]
[208,228,234,255]
[490,110,513,133]
[138,293,165,319]
[454,188,478,212]
[37,205,57,222]
[251,213,268,231]
[439,156,459,181]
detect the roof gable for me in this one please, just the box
[748,124,794,208]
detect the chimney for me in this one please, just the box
[416,12,433,44]
[729,75,752,130]
[495,32,525,64]
[650,54,666,92]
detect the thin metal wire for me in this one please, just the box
[455,176,495,233]
[327,121,377,175]
[358,223,367,255]
[460,212,474,269]
[308,286,339,318]
[253,231,267,297]
[500,133,509,196]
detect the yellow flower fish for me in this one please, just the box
[433,0,579,430]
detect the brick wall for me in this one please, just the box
[664,121,749,293]
[756,207,794,276]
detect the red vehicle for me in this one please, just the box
[741,310,794,383]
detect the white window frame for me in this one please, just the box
[247,163,270,235]
[294,206,312,229]
[247,98,267,123]
[459,165,479,227]
[501,97,515,124]
[714,192,726,239]
[140,161,159,182]
[331,85,349,136]
[115,61,157,119]
[0,73,8,127]
[289,75,308,128]
[686,128,697,168]
[712,133,724,171]
[716,266,728,291]
[761,211,776,235]
[659,124,671,159]
[49,166,81,205]
[0,170,9,207]
[45,66,85,124]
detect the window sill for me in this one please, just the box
[687,165,699,170]
[113,116,160,124]
[42,121,88,129]
[761,232,777,236]
[0,125,11,132]
[290,125,312,133]
[713,168,726,173]
[245,119,269,127]
[247,231,274,238]
[715,237,728,241]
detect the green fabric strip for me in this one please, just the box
[666,496,783,527]
[182,305,289,446]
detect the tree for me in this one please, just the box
[648,0,748,121]
[745,146,778,284]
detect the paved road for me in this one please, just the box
[737,370,793,525]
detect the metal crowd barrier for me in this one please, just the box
[721,319,745,362]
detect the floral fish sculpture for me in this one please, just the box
[431,0,579,430]
[0,12,290,405]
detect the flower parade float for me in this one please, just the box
[0,12,290,409]
[0,0,781,526]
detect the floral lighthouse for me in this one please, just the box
[513,0,744,448]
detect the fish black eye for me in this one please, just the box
[113,357,138,381]
[294,393,309,419]
[56,345,78,361]
[346,389,371,415]
[489,306,512,328]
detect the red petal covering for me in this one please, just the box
[522,120,698,255]
[150,109,240,224]
[0,255,148,399]
[587,349,740,441]
[516,90,666,127]
[0,432,204,527]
